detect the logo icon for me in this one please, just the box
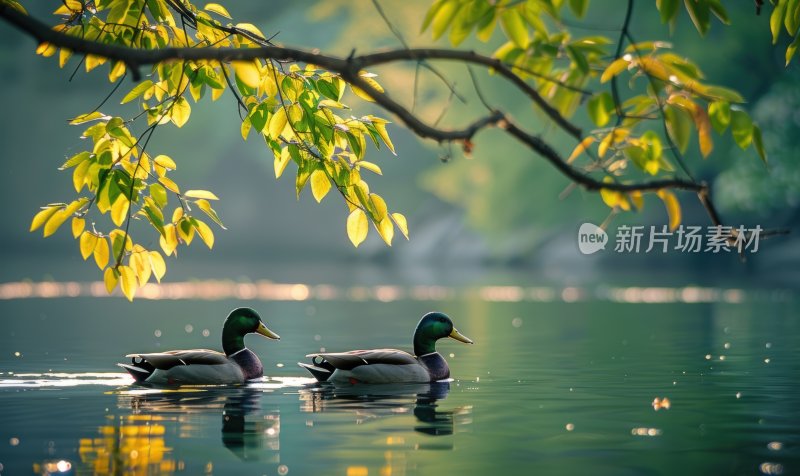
[578,223,608,255]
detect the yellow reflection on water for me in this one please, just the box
[78,415,181,475]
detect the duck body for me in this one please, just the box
[118,308,279,386]
[299,312,471,384]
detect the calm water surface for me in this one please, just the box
[0,287,798,475]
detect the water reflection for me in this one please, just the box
[300,381,471,438]
[121,388,280,462]
[77,414,179,475]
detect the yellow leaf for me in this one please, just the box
[358,161,382,175]
[103,267,118,294]
[177,218,195,245]
[131,249,152,286]
[232,60,261,88]
[159,224,178,256]
[351,85,375,102]
[72,160,91,192]
[346,208,369,247]
[159,176,180,193]
[629,191,644,210]
[568,137,595,164]
[183,189,219,200]
[370,194,388,221]
[204,3,231,18]
[153,154,176,170]
[149,251,167,283]
[274,147,290,178]
[310,169,331,203]
[71,217,85,238]
[693,107,714,158]
[373,122,395,155]
[194,220,215,249]
[36,42,57,57]
[59,48,72,68]
[93,237,110,270]
[171,96,191,128]
[657,189,681,231]
[375,218,394,246]
[234,23,266,40]
[43,209,69,237]
[600,57,629,83]
[111,197,130,227]
[30,206,59,232]
[118,265,137,301]
[268,107,288,140]
[79,232,98,260]
[391,212,409,239]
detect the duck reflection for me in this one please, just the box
[121,387,279,462]
[299,381,470,437]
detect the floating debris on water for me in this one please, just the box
[652,397,671,411]
[565,423,575,431]
[631,427,662,437]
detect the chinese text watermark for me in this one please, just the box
[578,224,762,255]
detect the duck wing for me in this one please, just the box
[126,349,229,370]
[307,349,417,370]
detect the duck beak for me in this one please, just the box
[449,327,473,344]
[256,322,280,340]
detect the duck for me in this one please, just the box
[299,312,472,384]
[118,307,280,385]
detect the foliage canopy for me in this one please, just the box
[0,0,793,299]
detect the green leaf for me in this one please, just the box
[150,183,168,208]
[772,0,788,43]
[786,0,800,35]
[568,0,589,18]
[708,101,731,134]
[664,105,692,154]
[752,124,767,163]
[431,1,459,40]
[120,80,153,104]
[249,102,270,133]
[702,86,744,103]
[730,108,754,149]
[684,0,711,35]
[587,92,613,127]
[69,111,110,125]
[657,0,680,23]
[500,8,530,48]
[346,208,369,247]
[786,33,800,65]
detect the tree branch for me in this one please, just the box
[0,2,782,234]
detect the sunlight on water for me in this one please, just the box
[0,372,133,387]
[0,373,314,390]
[0,280,793,303]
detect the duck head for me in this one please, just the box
[222,307,280,356]
[413,312,473,356]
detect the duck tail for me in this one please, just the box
[298,357,335,382]
[117,356,155,383]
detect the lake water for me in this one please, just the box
[0,279,797,475]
